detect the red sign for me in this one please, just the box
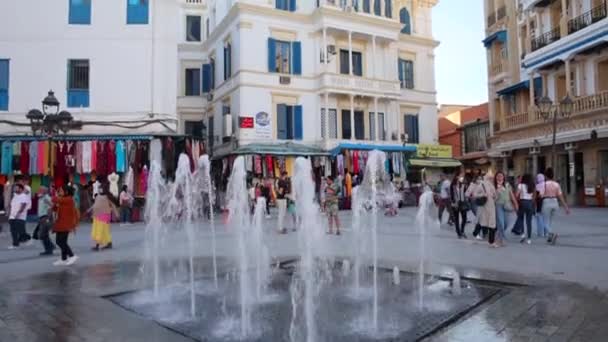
[239,117,254,128]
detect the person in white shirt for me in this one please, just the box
[8,183,32,249]
[515,174,537,244]
[437,174,453,225]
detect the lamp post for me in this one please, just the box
[537,94,574,172]
[26,90,82,172]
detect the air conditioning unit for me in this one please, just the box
[206,93,214,101]
[222,114,232,138]
[327,45,337,55]
[279,76,291,85]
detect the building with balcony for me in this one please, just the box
[483,0,608,205]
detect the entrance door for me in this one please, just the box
[575,152,584,197]
[556,74,567,101]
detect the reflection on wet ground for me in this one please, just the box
[0,258,607,342]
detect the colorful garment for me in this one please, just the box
[19,141,29,175]
[91,216,112,246]
[149,139,162,165]
[37,141,46,175]
[254,155,262,174]
[91,140,97,173]
[28,141,38,175]
[116,140,126,173]
[1,141,13,175]
[106,140,116,175]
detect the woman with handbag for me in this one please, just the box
[450,172,470,239]
[540,168,570,245]
[535,174,548,238]
[516,174,536,244]
[466,174,498,247]
[494,171,518,246]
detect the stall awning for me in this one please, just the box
[213,142,329,159]
[0,134,154,142]
[329,143,416,157]
[409,158,462,168]
[496,77,542,96]
[483,30,507,48]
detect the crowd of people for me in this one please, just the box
[1,177,135,266]
[436,168,570,248]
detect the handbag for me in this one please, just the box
[504,184,515,212]
[474,184,488,206]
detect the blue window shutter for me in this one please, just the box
[268,38,276,72]
[127,0,149,24]
[363,0,370,12]
[0,60,8,111]
[69,0,91,25]
[192,69,200,95]
[374,0,381,15]
[202,64,211,93]
[400,8,411,34]
[385,0,392,18]
[292,41,302,75]
[277,104,287,139]
[294,105,303,140]
[289,0,296,11]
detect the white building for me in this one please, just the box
[1,0,440,155]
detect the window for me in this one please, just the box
[340,50,363,76]
[385,0,392,18]
[341,110,351,139]
[185,120,205,138]
[363,0,370,13]
[598,59,608,92]
[185,68,200,96]
[276,0,296,11]
[321,109,338,139]
[186,16,201,42]
[224,42,232,80]
[127,0,149,25]
[374,0,381,15]
[404,114,419,143]
[369,112,386,140]
[378,112,385,140]
[67,59,89,108]
[400,8,411,34]
[463,122,489,154]
[0,59,8,111]
[354,111,364,140]
[202,59,214,94]
[398,59,414,89]
[69,0,91,25]
[277,104,303,140]
[222,104,230,115]
[268,38,302,75]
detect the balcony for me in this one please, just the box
[531,26,560,51]
[320,73,401,97]
[491,63,505,76]
[496,6,507,21]
[501,90,608,131]
[568,1,607,34]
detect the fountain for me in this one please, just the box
[196,155,218,289]
[416,189,440,310]
[144,160,164,297]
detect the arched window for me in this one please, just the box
[400,7,411,34]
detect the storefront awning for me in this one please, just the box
[497,77,542,96]
[214,142,329,159]
[409,158,462,168]
[329,143,416,157]
[483,30,507,48]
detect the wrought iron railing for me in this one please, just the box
[568,1,607,34]
[531,26,560,51]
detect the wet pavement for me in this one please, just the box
[0,207,607,341]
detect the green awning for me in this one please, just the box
[409,158,462,168]
[214,142,329,159]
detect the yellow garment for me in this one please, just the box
[285,157,294,177]
[91,218,112,246]
[345,173,352,197]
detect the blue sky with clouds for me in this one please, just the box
[433,0,488,106]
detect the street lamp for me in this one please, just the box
[26,90,82,136]
[537,94,574,171]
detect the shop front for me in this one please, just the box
[407,144,462,186]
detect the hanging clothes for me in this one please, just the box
[65,141,76,176]
[95,140,108,176]
[74,142,83,174]
[125,166,134,194]
[337,154,344,177]
[352,151,359,175]
[254,155,262,175]
[265,156,274,178]
[149,139,162,166]
[82,141,92,174]
[91,140,97,173]
[1,141,13,175]
[116,140,126,173]
[185,139,194,172]
[38,141,47,175]
[141,166,149,194]
[29,141,38,175]
[162,138,174,176]
[285,157,294,177]
[106,140,116,175]
[12,142,20,174]
[245,155,253,173]
[55,141,69,185]
[19,141,29,175]
[107,173,120,197]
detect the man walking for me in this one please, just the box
[437,174,453,225]
[8,183,30,249]
[325,177,341,235]
[37,186,55,255]
[276,172,289,234]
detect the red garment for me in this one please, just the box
[52,196,78,232]
[185,139,194,172]
[96,141,108,176]
[65,141,76,176]
[106,140,116,175]
[20,141,30,175]
[254,155,262,174]
[55,141,68,184]
[265,156,274,178]
[353,151,359,175]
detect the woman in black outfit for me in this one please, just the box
[450,172,470,239]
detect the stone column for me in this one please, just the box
[374,96,379,141]
[565,59,572,96]
[529,71,536,105]
[350,94,355,140]
[348,31,353,76]
[566,143,577,205]
[322,27,328,68]
[530,147,540,176]
[502,154,509,175]
[372,35,377,79]
[560,0,569,38]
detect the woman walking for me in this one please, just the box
[450,172,470,239]
[516,174,536,244]
[90,187,116,251]
[540,168,570,245]
[466,174,498,247]
[534,173,547,237]
[52,185,79,266]
[494,171,518,246]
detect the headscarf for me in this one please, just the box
[536,173,546,192]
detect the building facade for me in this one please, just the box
[484,0,608,205]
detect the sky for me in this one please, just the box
[433,0,488,106]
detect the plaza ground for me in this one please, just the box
[0,206,607,341]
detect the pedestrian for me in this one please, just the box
[287,192,297,231]
[344,170,352,210]
[7,183,31,249]
[467,174,497,246]
[319,177,327,212]
[248,182,257,215]
[325,177,341,235]
[437,174,453,226]
[540,168,570,245]
[494,171,518,246]
[515,173,536,244]
[119,185,133,226]
[534,173,547,237]
[90,186,117,251]
[261,179,271,218]
[276,172,289,234]
[36,186,55,256]
[52,185,79,266]
[450,172,469,239]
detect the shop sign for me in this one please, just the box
[239,112,272,140]
[585,187,596,196]
[416,144,453,158]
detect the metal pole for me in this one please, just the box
[552,109,558,171]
